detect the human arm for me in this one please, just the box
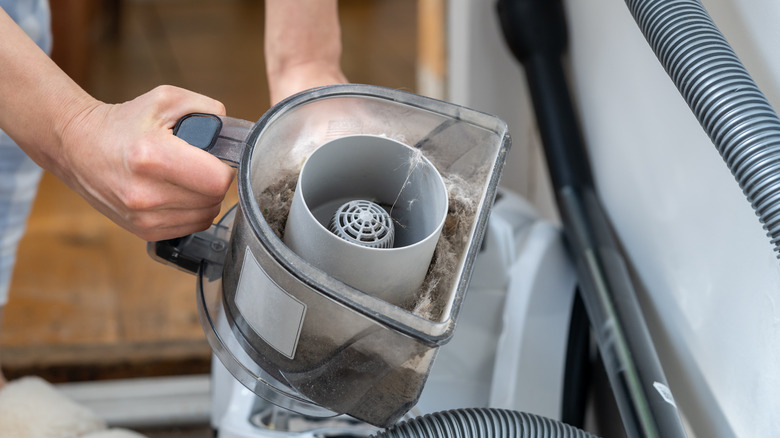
[264,0,348,105]
[0,8,234,241]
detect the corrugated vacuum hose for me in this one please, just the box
[372,408,598,438]
[625,0,780,257]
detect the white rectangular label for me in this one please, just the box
[234,247,306,359]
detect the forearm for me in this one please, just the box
[0,8,98,175]
[264,0,347,104]
[0,8,233,242]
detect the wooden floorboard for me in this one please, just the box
[1,0,417,382]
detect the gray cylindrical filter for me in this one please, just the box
[284,134,448,306]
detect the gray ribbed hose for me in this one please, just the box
[625,0,780,257]
[371,408,598,438]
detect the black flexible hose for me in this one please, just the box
[561,292,591,429]
[496,0,688,436]
[624,0,780,257]
[371,408,598,438]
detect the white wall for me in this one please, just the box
[447,1,780,436]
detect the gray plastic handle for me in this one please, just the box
[173,113,255,166]
[148,114,254,274]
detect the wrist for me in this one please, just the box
[51,94,104,177]
[268,61,347,105]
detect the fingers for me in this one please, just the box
[89,186,226,242]
[163,136,236,198]
[130,87,234,240]
[127,202,225,242]
[147,85,227,125]
[143,86,234,199]
[123,134,235,200]
[115,132,235,240]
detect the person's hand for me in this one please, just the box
[54,85,234,241]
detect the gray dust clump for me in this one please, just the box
[256,172,297,239]
[408,173,479,320]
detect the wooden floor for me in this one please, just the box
[1,0,417,382]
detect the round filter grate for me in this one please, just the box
[329,200,395,248]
